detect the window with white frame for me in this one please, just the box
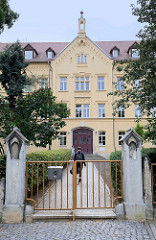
[59,132,67,146]
[24,84,32,92]
[25,51,33,60]
[76,104,90,118]
[98,77,105,90]
[135,105,142,118]
[117,77,124,90]
[112,49,119,58]
[47,51,53,58]
[131,49,139,58]
[41,79,48,89]
[75,77,89,91]
[118,131,125,145]
[118,106,125,118]
[60,77,67,91]
[77,54,87,63]
[98,104,105,118]
[98,131,106,146]
[152,107,156,118]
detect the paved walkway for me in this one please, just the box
[0,220,154,240]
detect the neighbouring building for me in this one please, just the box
[0,12,154,156]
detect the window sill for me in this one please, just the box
[75,90,90,93]
[59,90,68,92]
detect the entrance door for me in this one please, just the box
[73,128,93,154]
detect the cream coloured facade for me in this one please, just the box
[0,12,153,155]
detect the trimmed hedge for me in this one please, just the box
[109,151,122,160]
[142,148,156,163]
[0,155,6,180]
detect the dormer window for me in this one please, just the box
[110,46,119,58]
[46,48,55,59]
[24,44,38,60]
[131,49,139,58]
[128,42,140,58]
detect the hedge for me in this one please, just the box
[0,155,6,180]
[142,148,156,163]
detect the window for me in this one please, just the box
[135,105,142,118]
[25,51,33,60]
[99,132,106,146]
[60,77,67,91]
[24,84,31,92]
[152,107,156,118]
[112,50,118,58]
[83,104,89,118]
[76,104,90,118]
[98,77,104,90]
[41,79,48,89]
[75,77,89,91]
[131,49,139,58]
[117,78,124,90]
[98,104,105,118]
[47,51,53,58]
[60,132,66,146]
[118,131,125,145]
[134,79,140,90]
[118,106,125,118]
[77,54,87,63]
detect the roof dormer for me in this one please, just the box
[46,47,55,59]
[24,44,38,60]
[110,46,120,58]
[128,42,140,58]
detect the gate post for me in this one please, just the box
[120,127,145,220]
[2,127,28,223]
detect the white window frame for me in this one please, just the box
[118,131,125,145]
[59,132,67,146]
[98,77,105,90]
[131,49,139,58]
[60,77,67,91]
[135,105,142,118]
[25,51,33,60]
[118,106,125,118]
[117,77,124,90]
[98,131,106,146]
[83,104,90,118]
[112,49,118,58]
[98,104,105,118]
[76,104,82,118]
[41,79,48,89]
[76,104,90,118]
[77,54,87,64]
[75,77,89,91]
[47,51,53,58]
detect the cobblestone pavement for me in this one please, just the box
[145,221,156,240]
[0,220,152,240]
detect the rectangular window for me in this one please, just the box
[77,54,87,63]
[98,77,104,90]
[60,132,66,146]
[135,105,142,118]
[113,50,118,58]
[117,78,124,90]
[24,84,32,92]
[152,107,156,118]
[75,77,89,91]
[99,132,106,146]
[131,49,139,58]
[41,79,48,89]
[134,79,140,89]
[47,52,53,58]
[83,104,89,118]
[76,104,82,118]
[60,77,67,91]
[118,106,125,118]
[98,104,105,118]
[25,51,33,60]
[118,131,125,145]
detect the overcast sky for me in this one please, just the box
[0,0,143,43]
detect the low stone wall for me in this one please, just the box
[0,178,5,222]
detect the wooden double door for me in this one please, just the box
[73,128,93,154]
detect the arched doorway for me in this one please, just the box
[73,128,93,154]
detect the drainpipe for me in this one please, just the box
[48,61,52,150]
[112,61,116,152]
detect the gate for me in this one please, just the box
[25,160,123,217]
[151,163,156,204]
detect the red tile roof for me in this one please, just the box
[0,40,140,62]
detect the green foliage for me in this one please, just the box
[0,0,19,34]
[0,154,6,179]
[26,149,72,195]
[109,151,122,160]
[134,122,145,138]
[142,148,156,163]
[0,88,70,147]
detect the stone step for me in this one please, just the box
[32,209,116,221]
[85,154,107,160]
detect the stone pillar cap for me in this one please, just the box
[119,127,143,145]
[4,127,29,144]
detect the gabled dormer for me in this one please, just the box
[128,42,140,58]
[24,44,38,60]
[110,46,120,58]
[46,47,55,59]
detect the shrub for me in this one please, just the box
[0,155,6,180]
[142,148,156,163]
[109,151,122,160]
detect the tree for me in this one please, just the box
[110,0,156,143]
[0,0,19,34]
[0,42,70,147]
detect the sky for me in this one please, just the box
[0,0,144,43]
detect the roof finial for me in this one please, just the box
[80,10,83,18]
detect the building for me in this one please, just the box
[0,12,153,156]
